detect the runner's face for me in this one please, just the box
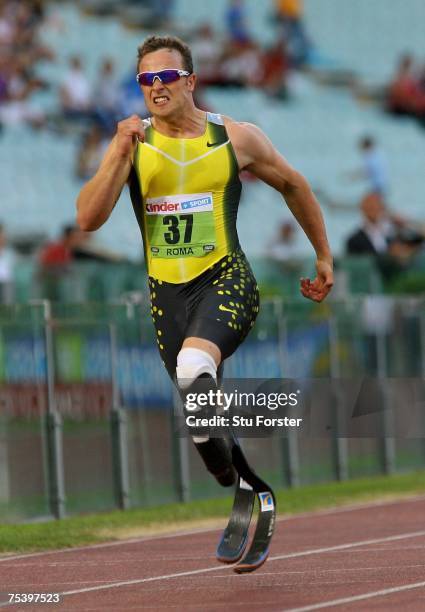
[138,49,194,118]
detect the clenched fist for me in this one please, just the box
[115,114,146,158]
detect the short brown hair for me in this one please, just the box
[137,35,193,73]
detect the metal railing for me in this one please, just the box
[1,295,424,522]
[1,255,383,305]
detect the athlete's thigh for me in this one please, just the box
[148,277,187,378]
[186,249,260,360]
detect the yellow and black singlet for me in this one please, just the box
[129,112,242,284]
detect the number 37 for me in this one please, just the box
[163,214,193,245]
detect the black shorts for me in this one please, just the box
[148,248,260,378]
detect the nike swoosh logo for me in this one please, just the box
[207,141,220,147]
[219,304,237,314]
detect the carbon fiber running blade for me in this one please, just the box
[229,443,276,574]
[234,489,276,573]
[216,477,255,563]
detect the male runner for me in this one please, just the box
[76,35,333,489]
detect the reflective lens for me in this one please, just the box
[136,69,190,86]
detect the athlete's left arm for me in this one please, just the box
[229,121,333,302]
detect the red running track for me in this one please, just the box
[1,496,425,611]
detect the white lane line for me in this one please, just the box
[267,530,425,563]
[0,526,221,563]
[0,529,419,604]
[0,566,223,608]
[2,494,425,564]
[286,580,425,611]
[284,493,425,522]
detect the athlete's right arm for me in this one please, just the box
[76,115,145,231]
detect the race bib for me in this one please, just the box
[145,193,216,258]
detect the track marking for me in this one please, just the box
[282,493,425,522]
[0,526,221,563]
[267,529,425,563]
[1,494,425,564]
[4,563,425,593]
[1,529,423,606]
[286,580,425,611]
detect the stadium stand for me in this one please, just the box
[1,0,425,294]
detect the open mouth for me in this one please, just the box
[153,96,170,106]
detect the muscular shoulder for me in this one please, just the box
[222,117,276,170]
[222,115,300,190]
[222,116,264,146]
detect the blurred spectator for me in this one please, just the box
[28,0,45,25]
[59,56,93,121]
[0,4,14,46]
[75,124,108,180]
[191,24,223,86]
[346,193,390,256]
[360,136,389,196]
[0,223,15,304]
[0,0,53,63]
[346,192,422,279]
[0,0,54,130]
[193,21,287,94]
[221,41,263,88]
[269,221,301,262]
[274,0,310,67]
[93,57,121,134]
[192,24,263,90]
[414,64,425,127]
[0,56,45,127]
[72,241,126,263]
[261,38,289,99]
[39,225,87,268]
[39,223,122,268]
[387,54,419,117]
[347,136,389,196]
[225,0,251,45]
[38,224,90,299]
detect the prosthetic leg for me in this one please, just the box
[176,348,236,487]
[176,347,276,573]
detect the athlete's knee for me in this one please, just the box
[176,347,217,390]
[175,348,235,487]
[175,346,217,438]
